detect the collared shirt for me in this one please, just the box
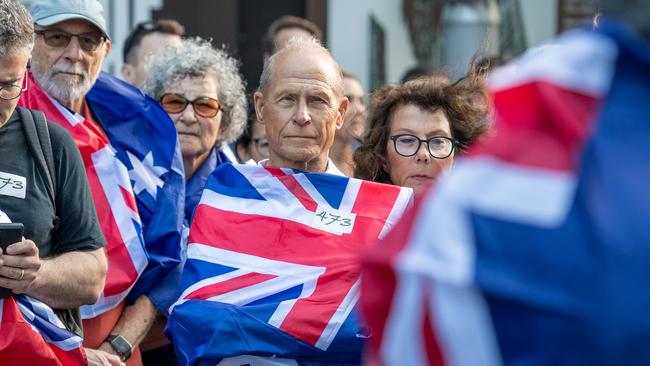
[257,158,345,176]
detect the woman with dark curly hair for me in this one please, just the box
[354,73,489,195]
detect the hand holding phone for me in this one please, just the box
[0,223,24,299]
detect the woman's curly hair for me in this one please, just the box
[354,70,490,184]
[143,37,247,145]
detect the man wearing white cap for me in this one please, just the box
[19,1,186,365]
[29,0,111,114]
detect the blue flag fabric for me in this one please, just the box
[479,21,650,365]
[87,72,185,306]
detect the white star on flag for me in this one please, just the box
[127,151,167,197]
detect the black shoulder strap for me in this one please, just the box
[17,107,57,205]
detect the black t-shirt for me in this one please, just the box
[0,109,106,335]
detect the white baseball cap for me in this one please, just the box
[30,0,109,39]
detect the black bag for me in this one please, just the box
[16,107,59,229]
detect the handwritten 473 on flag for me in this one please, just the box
[168,164,412,363]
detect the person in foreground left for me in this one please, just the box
[0,0,107,358]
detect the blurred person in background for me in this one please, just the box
[262,15,323,62]
[354,73,488,195]
[121,19,184,88]
[236,113,269,164]
[400,64,435,84]
[330,70,367,176]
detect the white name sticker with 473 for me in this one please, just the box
[312,204,356,235]
[0,171,27,199]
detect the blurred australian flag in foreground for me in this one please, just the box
[361,19,650,366]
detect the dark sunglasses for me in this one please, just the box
[159,93,221,118]
[34,29,106,52]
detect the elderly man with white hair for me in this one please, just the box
[254,37,348,174]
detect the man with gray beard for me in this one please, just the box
[29,4,108,114]
[18,1,186,365]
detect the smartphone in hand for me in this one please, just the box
[0,223,24,299]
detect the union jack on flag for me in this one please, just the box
[167,163,412,365]
[0,295,86,365]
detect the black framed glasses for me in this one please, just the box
[159,93,221,118]
[0,70,28,101]
[35,29,106,52]
[390,134,457,159]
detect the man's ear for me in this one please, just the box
[121,63,135,84]
[335,97,349,130]
[254,91,265,125]
[103,38,112,59]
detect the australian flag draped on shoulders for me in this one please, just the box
[361,19,650,366]
[0,295,86,365]
[18,72,185,316]
[167,163,413,365]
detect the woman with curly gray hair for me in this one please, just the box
[143,37,247,221]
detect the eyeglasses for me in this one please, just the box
[0,71,28,101]
[253,138,269,157]
[390,134,457,159]
[159,93,221,118]
[35,29,106,52]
